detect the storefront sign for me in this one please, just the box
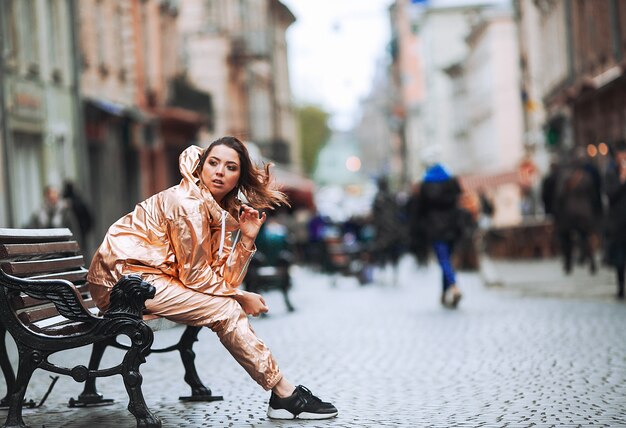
[8,81,44,121]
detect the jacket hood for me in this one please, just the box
[179,145,204,185]
[423,163,452,183]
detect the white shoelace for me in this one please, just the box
[218,209,226,258]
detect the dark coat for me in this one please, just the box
[604,163,626,266]
[553,163,602,233]
[541,169,559,216]
[372,189,404,252]
[416,176,463,243]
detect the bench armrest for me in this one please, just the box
[0,268,96,323]
[103,275,156,319]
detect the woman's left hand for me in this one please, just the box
[239,204,266,242]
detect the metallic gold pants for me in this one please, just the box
[91,274,282,390]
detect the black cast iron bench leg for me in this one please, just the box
[0,325,15,408]
[68,338,115,407]
[178,326,223,402]
[4,344,38,428]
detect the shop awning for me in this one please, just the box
[154,107,208,127]
[84,97,153,122]
[245,142,316,210]
[272,165,316,210]
[459,171,519,192]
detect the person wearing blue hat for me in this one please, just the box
[414,162,464,307]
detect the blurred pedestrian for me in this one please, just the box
[26,185,80,234]
[306,211,330,271]
[553,148,603,274]
[455,193,479,271]
[371,176,404,284]
[541,159,560,217]
[413,163,464,308]
[87,137,338,420]
[407,182,428,265]
[603,146,626,299]
[477,189,494,229]
[62,180,94,250]
[291,208,312,264]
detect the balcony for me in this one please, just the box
[230,31,271,63]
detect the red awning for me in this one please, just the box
[459,171,519,192]
[154,107,208,126]
[272,166,316,210]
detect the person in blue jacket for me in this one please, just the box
[414,163,464,307]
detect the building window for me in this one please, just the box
[114,4,126,80]
[48,0,68,84]
[141,2,153,94]
[20,0,40,76]
[12,132,44,228]
[2,0,18,70]
[95,0,109,76]
[204,0,221,31]
[3,0,41,76]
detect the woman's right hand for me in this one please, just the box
[235,291,269,316]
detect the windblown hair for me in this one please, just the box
[197,136,289,211]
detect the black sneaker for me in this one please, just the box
[267,385,338,420]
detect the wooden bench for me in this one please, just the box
[0,228,222,428]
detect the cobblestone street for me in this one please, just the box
[2,256,626,427]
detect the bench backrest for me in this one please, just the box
[0,228,94,327]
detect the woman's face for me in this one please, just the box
[201,144,241,203]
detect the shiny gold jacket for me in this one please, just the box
[87,145,255,305]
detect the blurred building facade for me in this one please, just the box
[178,0,299,169]
[445,5,526,226]
[370,0,526,225]
[0,0,84,228]
[0,0,298,250]
[374,0,626,227]
[355,60,396,181]
[78,0,212,246]
[387,0,426,187]
[407,3,482,178]
[517,0,626,160]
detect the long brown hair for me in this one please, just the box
[197,136,289,210]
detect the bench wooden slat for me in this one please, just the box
[0,228,73,244]
[29,268,88,283]
[22,307,100,330]
[12,292,96,310]
[0,241,80,258]
[18,304,61,323]
[16,300,96,324]
[2,256,85,276]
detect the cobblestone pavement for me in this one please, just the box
[2,256,625,427]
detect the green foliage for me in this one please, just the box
[297,105,331,175]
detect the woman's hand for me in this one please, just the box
[235,290,269,316]
[239,204,266,247]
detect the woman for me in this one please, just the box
[88,136,337,420]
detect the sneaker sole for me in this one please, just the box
[267,407,338,420]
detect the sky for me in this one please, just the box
[280,0,510,131]
[281,0,393,130]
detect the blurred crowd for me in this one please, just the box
[246,145,626,302]
[27,144,626,304]
[540,145,626,299]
